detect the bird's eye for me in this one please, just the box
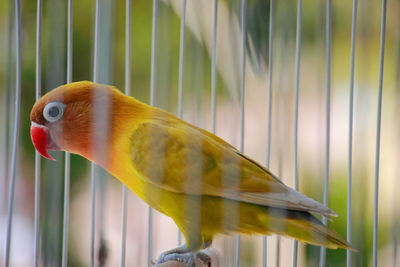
[43,102,66,123]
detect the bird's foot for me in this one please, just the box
[154,246,211,267]
[155,245,188,265]
[155,251,195,266]
[195,251,211,266]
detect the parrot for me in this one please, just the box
[30,81,354,266]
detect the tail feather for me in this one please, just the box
[288,216,356,251]
[256,208,356,251]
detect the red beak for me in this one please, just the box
[30,122,56,161]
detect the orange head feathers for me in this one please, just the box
[30,81,146,166]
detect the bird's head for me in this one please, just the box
[30,81,120,163]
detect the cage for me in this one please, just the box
[0,0,399,266]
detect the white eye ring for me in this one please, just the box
[43,102,66,123]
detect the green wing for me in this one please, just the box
[129,117,336,217]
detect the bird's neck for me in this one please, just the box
[74,93,151,169]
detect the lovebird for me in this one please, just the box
[30,81,354,266]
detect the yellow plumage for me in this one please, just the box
[30,81,354,253]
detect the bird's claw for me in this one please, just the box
[155,252,195,266]
[195,251,211,266]
[154,250,212,267]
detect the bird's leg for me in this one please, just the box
[202,240,212,249]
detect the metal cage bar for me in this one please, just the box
[120,1,132,266]
[177,0,186,120]
[90,0,101,266]
[292,0,302,266]
[347,0,358,266]
[176,0,187,247]
[235,1,247,266]
[4,0,21,265]
[120,184,128,267]
[239,0,246,155]
[394,9,400,266]
[263,0,274,265]
[61,1,73,266]
[1,2,11,262]
[373,0,387,266]
[211,0,218,135]
[148,0,158,265]
[33,0,43,266]
[319,0,332,265]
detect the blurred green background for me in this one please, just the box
[0,0,399,266]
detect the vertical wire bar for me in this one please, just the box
[150,0,158,107]
[4,0,21,265]
[292,0,302,266]
[265,2,274,169]
[394,9,400,266]
[120,185,127,267]
[211,0,218,134]
[235,1,246,266]
[90,166,96,267]
[96,2,114,265]
[90,0,101,266]
[239,1,246,153]
[373,0,387,266]
[210,0,219,255]
[347,0,357,266]
[176,0,186,246]
[120,1,131,266]
[61,1,73,267]
[33,0,43,266]
[263,0,274,265]
[1,5,11,259]
[148,0,158,265]
[93,0,100,84]
[147,198,153,265]
[210,5,219,257]
[319,0,332,266]
[177,0,186,119]
[2,0,14,232]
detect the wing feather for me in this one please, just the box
[129,116,335,217]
